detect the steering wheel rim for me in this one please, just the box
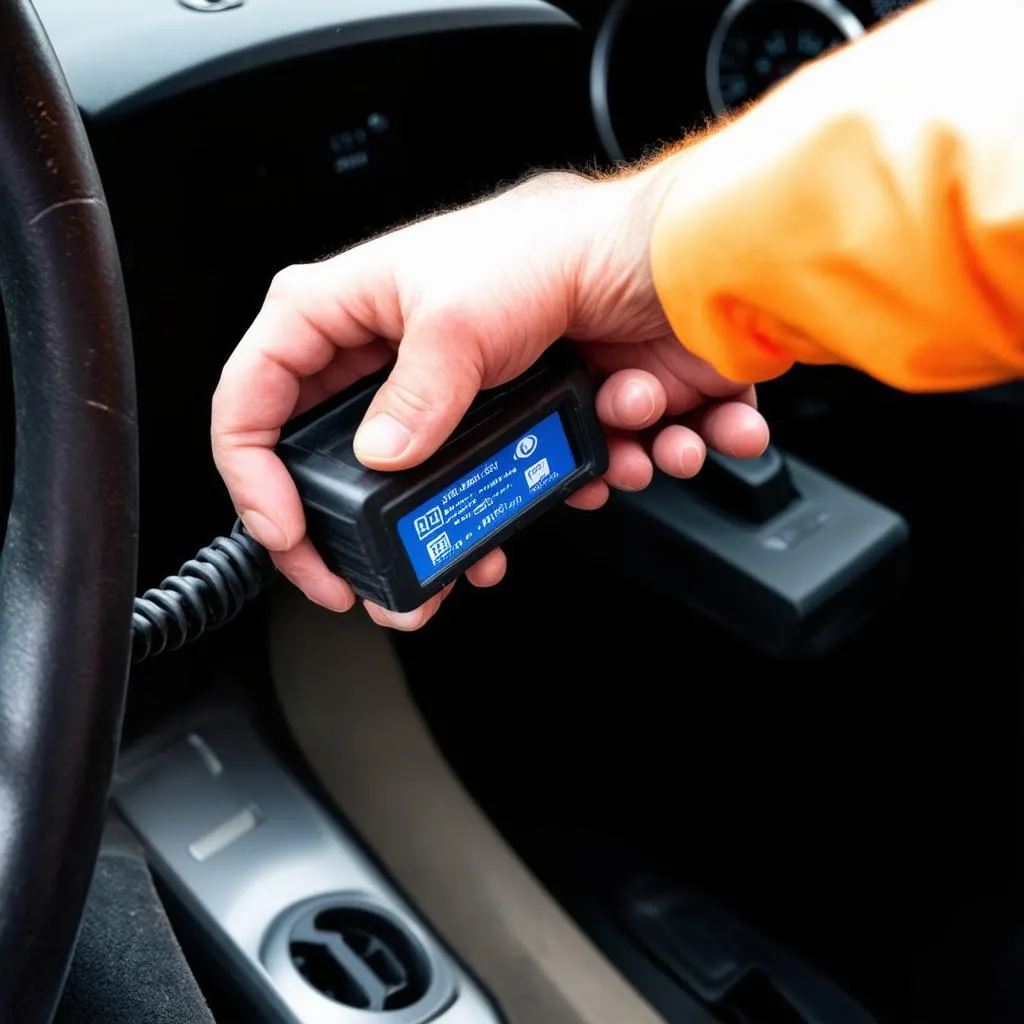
[0,1,138,1021]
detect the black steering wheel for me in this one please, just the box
[0,1,139,1021]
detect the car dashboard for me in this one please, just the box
[4,0,1010,583]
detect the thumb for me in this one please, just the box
[353,327,484,469]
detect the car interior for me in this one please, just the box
[1,0,1021,1022]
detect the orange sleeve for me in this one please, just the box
[649,0,1024,392]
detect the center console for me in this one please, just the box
[114,704,500,1023]
[564,444,909,657]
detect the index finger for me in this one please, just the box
[211,259,388,553]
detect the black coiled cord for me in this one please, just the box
[132,521,277,663]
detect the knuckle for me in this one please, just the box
[211,359,239,407]
[383,376,436,419]
[267,263,309,301]
[418,298,481,341]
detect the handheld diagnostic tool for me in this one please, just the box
[276,344,608,612]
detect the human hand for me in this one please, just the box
[212,165,769,629]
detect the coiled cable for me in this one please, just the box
[132,521,277,663]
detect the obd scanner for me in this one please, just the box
[276,344,608,612]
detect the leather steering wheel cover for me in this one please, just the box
[0,3,138,1022]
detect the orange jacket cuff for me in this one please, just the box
[649,0,1024,393]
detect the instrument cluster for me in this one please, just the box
[592,0,916,162]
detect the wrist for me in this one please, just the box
[563,157,680,341]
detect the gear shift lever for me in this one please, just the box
[559,442,909,656]
[692,445,799,523]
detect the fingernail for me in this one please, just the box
[364,601,425,631]
[240,510,287,550]
[315,593,354,613]
[614,380,656,424]
[354,414,412,461]
[307,580,355,613]
[384,609,426,630]
[681,445,703,477]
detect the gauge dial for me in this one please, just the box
[707,0,864,116]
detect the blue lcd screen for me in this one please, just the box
[397,409,577,583]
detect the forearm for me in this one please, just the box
[647,0,1024,392]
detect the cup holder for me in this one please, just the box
[290,904,431,1011]
[263,893,456,1022]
